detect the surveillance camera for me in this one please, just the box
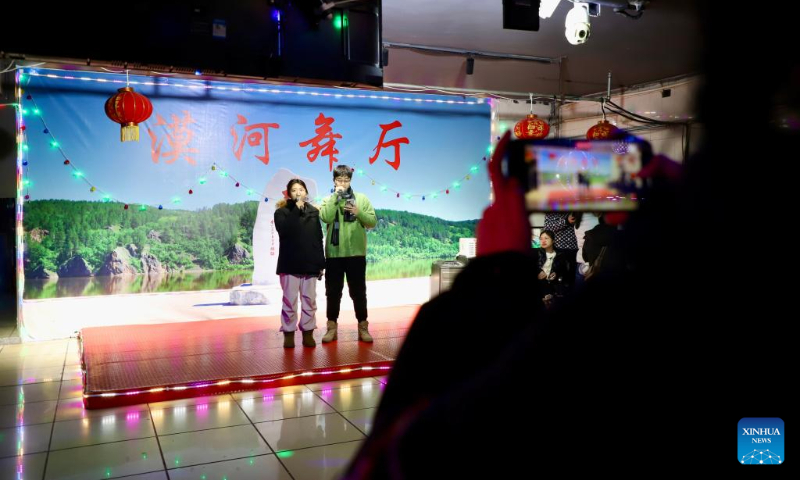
[565,2,591,45]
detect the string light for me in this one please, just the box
[27,70,484,106]
[348,154,488,202]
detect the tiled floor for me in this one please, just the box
[0,338,387,480]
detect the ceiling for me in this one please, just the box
[381,0,702,97]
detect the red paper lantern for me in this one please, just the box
[514,114,550,140]
[586,120,620,140]
[104,87,153,142]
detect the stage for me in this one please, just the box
[79,305,418,409]
[23,276,430,340]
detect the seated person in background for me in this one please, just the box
[544,212,580,279]
[537,229,572,306]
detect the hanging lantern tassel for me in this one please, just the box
[105,87,154,142]
[122,124,139,142]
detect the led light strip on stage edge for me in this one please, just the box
[83,365,393,399]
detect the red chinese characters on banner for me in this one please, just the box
[231,114,280,165]
[147,112,200,165]
[368,120,409,171]
[299,113,342,171]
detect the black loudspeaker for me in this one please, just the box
[502,0,541,31]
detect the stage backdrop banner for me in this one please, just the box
[18,68,491,301]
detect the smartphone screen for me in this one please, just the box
[506,138,649,212]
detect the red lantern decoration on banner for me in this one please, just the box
[514,114,550,140]
[586,120,620,140]
[104,87,153,142]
